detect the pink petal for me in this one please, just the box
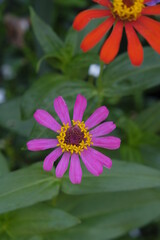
[81,149,103,176]
[92,136,121,149]
[87,147,112,168]
[43,147,62,171]
[34,109,61,132]
[85,106,109,129]
[73,94,87,122]
[55,152,70,178]
[69,154,82,184]
[54,96,71,125]
[90,121,116,137]
[27,139,58,151]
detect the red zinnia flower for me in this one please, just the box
[73,0,160,66]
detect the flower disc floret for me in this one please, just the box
[111,0,145,21]
[57,120,93,154]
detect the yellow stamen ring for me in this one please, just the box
[111,0,144,21]
[57,120,93,155]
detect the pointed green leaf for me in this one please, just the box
[62,160,160,194]
[30,8,63,55]
[0,163,59,214]
[7,204,80,236]
[0,152,9,176]
[135,101,160,133]
[0,98,33,137]
[102,48,160,97]
[50,189,160,240]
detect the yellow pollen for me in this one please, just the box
[56,120,93,155]
[111,0,144,21]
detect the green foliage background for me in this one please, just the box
[0,0,160,239]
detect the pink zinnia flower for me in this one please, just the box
[27,95,121,184]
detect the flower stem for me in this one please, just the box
[97,61,104,105]
[134,91,144,112]
[97,61,104,91]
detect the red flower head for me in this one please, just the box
[73,0,160,66]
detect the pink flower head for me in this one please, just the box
[27,95,121,184]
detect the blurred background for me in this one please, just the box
[0,0,160,239]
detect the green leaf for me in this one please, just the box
[30,8,63,55]
[135,101,160,133]
[102,48,160,97]
[20,74,67,119]
[0,163,59,214]
[63,52,99,78]
[0,234,10,240]
[140,132,160,149]
[120,145,143,163]
[0,152,9,176]
[65,28,79,55]
[20,74,98,120]
[21,237,42,240]
[7,204,80,237]
[29,81,98,139]
[48,189,160,240]
[13,236,43,240]
[54,0,87,7]
[118,118,142,146]
[61,160,160,194]
[0,98,33,137]
[141,146,160,169]
[20,75,99,138]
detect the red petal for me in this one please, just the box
[125,22,143,66]
[100,21,123,64]
[81,17,114,52]
[92,0,111,8]
[132,16,160,54]
[144,0,151,3]
[73,9,111,31]
[142,5,160,15]
[138,16,160,37]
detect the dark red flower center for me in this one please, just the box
[64,125,85,146]
[123,0,134,7]
[111,0,144,21]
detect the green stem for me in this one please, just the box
[97,61,104,91]
[97,61,104,105]
[22,44,37,70]
[134,91,144,112]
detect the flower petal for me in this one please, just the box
[85,106,109,130]
[144,0,153,3]
[54,96,71,126]
[81,149,103,176]
[34,109,61,132]
[92,0,111,8]
[73,94,87,122]
[92,136,121,149]
[137,15,160,37]
[55,152,70,178]
[69,154,82,184]
[100,21,123,64]
[90,121,116,137]
[132,16,160,54]
[27,139,58,151]
[73,9,111,31]
[125,22,143,66]
[87,147,112,168]
[81,17,114,52]
[142,5,160,14]
[43,148,62,171]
